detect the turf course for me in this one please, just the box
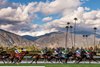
[0,64,100,67]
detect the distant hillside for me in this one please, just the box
[1,28,99,48]
[0,29,34,47]
[22,35,38,41]
[34,32,100,48]
[22,32,59,41]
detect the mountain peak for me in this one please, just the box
[0,29,34,47]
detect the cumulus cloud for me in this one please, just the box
[0,0,100,37]
[42,17,53,22]
[0,0,19,8]
[0,1,40,35]
[0,2,38,23]
[38,0,81,15]
[42,5,100,36]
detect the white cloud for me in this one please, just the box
[38,0,81,15]
[84,7,90,11]
[83,11,97,20]
[42,17,53,22]
[0,0,19,8]
[0,0,100,37]
[0,2,39,24]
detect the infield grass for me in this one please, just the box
[0,63,100,67]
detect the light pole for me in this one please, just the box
[70,26,73,47]
[93,27,97,49]
[85,35,88,47]
[73,18,78,48]
[83,35,88,48]
[83,35,86,47]
[65,22,70,49]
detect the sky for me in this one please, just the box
[0,0,100,36]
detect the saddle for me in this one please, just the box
[15,53,22,59]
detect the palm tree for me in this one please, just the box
[73,18,78,48]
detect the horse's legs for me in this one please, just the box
[18,57,23,64]
[31,58,35,64]
[2,58,5,64]
[47,57,53,63]
[89,58,92,64]
[31,58,38,64]
[65,59,68,63]
[91,57,98,63]
[10,58,14,63]
[49,59,53,63]
[59,57,63,63]
[77,58,82,64]
[55,57,59,63]
[35,58,39,64]
[5,58,10,64]
[13,58,18,64]
[55,58,58,62]
[74,58,78,63]
[75,57,82,64]
[44,58,47,62]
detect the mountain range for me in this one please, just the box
[0,29,34,47]
[0,29,100,48]
[34,32,100,48]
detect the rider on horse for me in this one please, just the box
[14,48,26,59]
[62,48,69,58]
[54,47,62,57]
[41,47,48,55]
[75,48,81,57]
[84,47,93,58]
[62,48,69,54]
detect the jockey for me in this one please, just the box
[90,47,93,51]
[62,48,68,54]
[54,49,58,55]
[84,48,91,54]
[75,48,81,57]
[84,48,92,58]
[62,48,69,58]
[41,47,48,54]
[21,48,27,52]
[55,47,61,54]
[54,47,62,57]
[15,48,22,54]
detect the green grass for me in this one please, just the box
[0,64,100,67]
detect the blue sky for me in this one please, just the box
[7,0,100,25]
[0,0,100,36]
[7,0,59,25]
[82,0,100,10]
[8,0,52,4]
[8,0,100,10]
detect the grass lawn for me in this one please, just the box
[0,64,100,67]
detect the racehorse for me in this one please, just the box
[54,51,74,63]
[8,51,28,64]
[83,51,98,63]
[0,51,10,64]
[74,50,98,63]
[14,51,28,64]
[31,51,54,64]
